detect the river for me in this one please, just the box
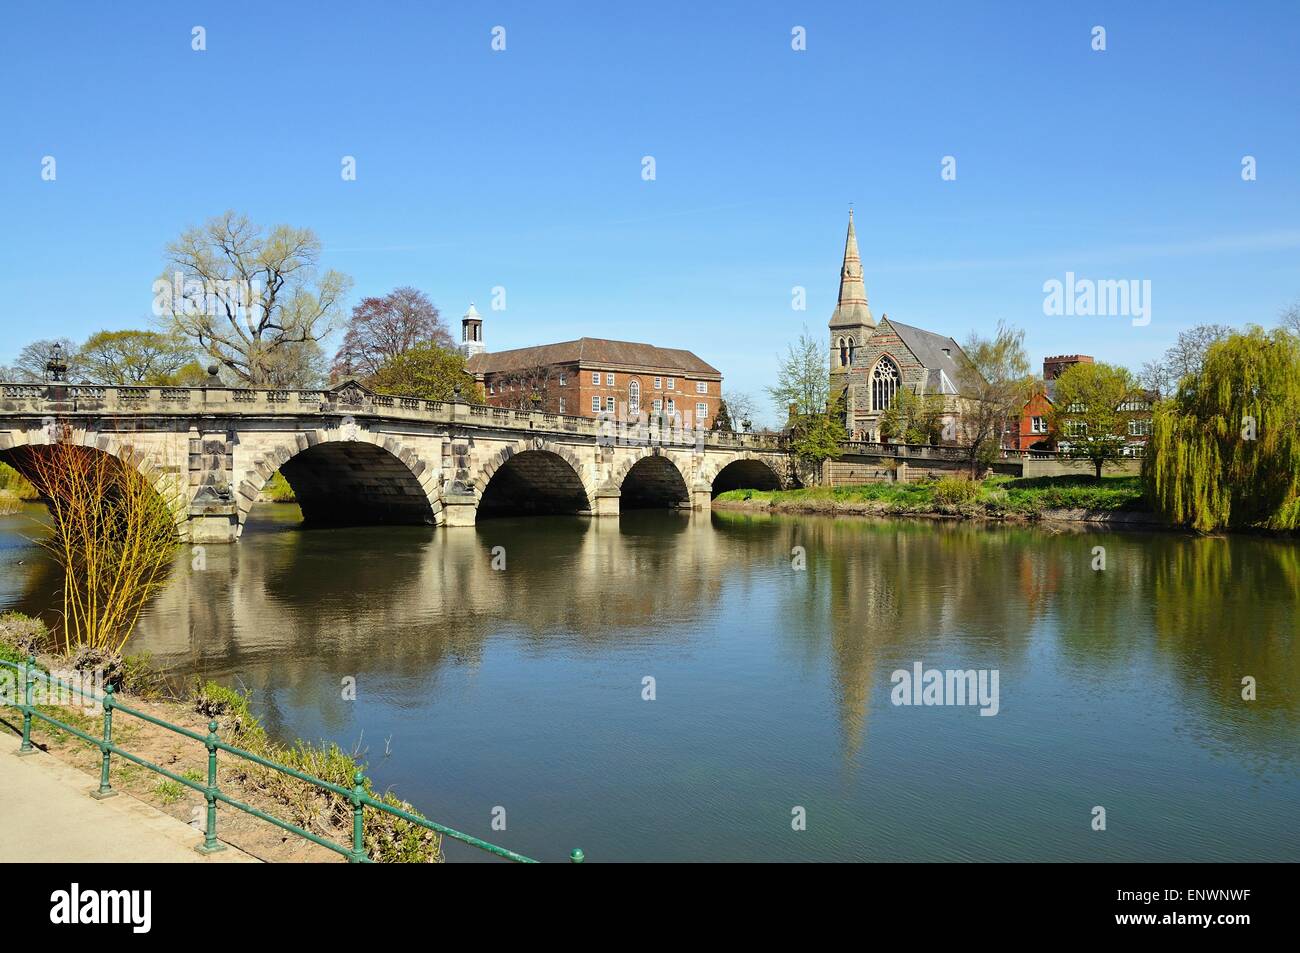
[2,502,1297,862]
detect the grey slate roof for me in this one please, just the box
[885,319,967,392]
[465,337,721,378]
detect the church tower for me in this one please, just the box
[828,208,875,397]
[460,303,485,358]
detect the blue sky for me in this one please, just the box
[2,1,1297,424]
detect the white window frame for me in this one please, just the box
[592,372,601,385]
[654,376,662,389]
[695,381,707,394]
[1031,416,1046,434]
[591,396,601,413]
[667,378,676,391]
[606,372,615,385]
[605,396,615,412]
[666,399,675,415]
[653,398,662,413]
[696,402,707,420]
[558,373,566,386]
[558,397,565,414]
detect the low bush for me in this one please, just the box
[0,612,49,657]
[932,477,982,506]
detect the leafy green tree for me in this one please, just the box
[78,329,196,384]
[766,329,829,421]
[1049,362,1141,481]
[712,399,734,432]
[789,396,848,467]
[880,385,945,444]
[1144,326,1300,531]
[365,343,480,401]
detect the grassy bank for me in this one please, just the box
[263,471,297,502]
[0,463,38,513]
[0,612,442,863]
[714,474,1149,520]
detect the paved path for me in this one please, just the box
[0,742,258,863]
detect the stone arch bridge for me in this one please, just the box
[0,381,796,543]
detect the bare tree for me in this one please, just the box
[1280,300,1300,336]
[1138,359,1174,401]
[1163,324,1233,382]
[332,287,452,379]
[493,364,558,410]
[8,338,81,382]
[263,340,329,389]
[719,391,758,431]
[955,322,1032,475]
[158,211,352,386]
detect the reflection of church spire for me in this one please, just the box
[830,207,875,330]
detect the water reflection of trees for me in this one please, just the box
[730,516,1052,756]
[8,504,1296,768]
[713,512,1298,764]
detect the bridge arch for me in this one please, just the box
[0,425,185,531]
[237,430,437,530]
[705,453,784,497]
[475,440,594,519]
[612,450,692,509]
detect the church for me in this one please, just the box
[827,210,968,443]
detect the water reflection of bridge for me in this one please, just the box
[109,509,1299,766]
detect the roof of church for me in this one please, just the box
[465,337,721,377]
[883,318,968,393]
[829,208,875,330]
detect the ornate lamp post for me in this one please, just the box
[45,342,68,383]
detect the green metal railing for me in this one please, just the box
[3,656,585,864]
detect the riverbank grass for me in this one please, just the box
[715,474,1146,518]
[0,613,442,863]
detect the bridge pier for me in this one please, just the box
[691,484,713,511]
[188,505,240,544]
[441,490,479,527]
[592,487,621,517]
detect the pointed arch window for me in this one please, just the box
[846,337,856,366]
[838,338,848,368]
[871,357,900,411]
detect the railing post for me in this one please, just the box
[196,720,226,854]
[349,771,367,863]
[17,654,36,755]
[570,848,585,864]
[92,684,117,798]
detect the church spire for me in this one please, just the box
[830,207,874,329]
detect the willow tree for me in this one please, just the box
[1144,326,1300,532]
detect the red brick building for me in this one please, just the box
[1007,355,1094,451]
[1007,354,1152,455]
[463,325,723,428]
